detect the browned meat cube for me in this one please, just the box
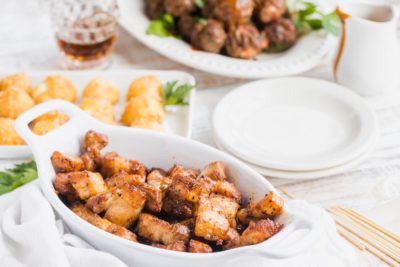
[82,130,108,151]
[188,240,212,253]
[152,240,186,252]
[212,180,241,202]
[168,164,199,180]
[194,194,239,243]
[237,192,284,225]
[199,161,227,181]
[104,184,146,227]
[71,204,137,242]
[81,148,102,171]
[51,151,84,173]
[147,169,171,192]
[224,219,283,249]
[101,152,146,180]
[137,213,190,245]
[53,173,79,203]
[163,195,194,219]
[68,171,106,200]
[105,171,143,188]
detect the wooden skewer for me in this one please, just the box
[331,208,400,255]
[338,207,400,243]
[336,225,398,267]
[329,208,400,264]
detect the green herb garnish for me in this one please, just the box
[289,1,341,36]
[163,81,194,106]
[195,0,205,8]
[146,14,177,38]
[0,160,38,195]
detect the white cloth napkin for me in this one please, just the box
[0,181,359,267]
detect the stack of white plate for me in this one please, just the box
[212,77,379,180]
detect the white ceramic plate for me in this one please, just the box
[0,70,195,159]
[117,0,335,79]
[213,77,378,171]
[214,133,376,180]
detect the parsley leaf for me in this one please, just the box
[0,160,38,195]
[146,14,176,38]
[195,0,205,8]
[163,81,194,106]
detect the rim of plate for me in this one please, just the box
[213,77,379,171]
[213,133,377,180]
[117,0,336,79]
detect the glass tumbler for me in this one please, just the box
[48,0,119,70]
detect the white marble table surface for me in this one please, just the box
[1,1,400,266]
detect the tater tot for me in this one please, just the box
[31,75,77,103]
[82,78,120,105]
[0,118,25,145]
[80,98,116,124]
[29,111,69,136]
[0,73,31,93]
[130,119,164,132]
[120,96,164,126]
[126,76,163,102]
[0,88,35,119]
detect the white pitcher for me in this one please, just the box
[334,2,399,96]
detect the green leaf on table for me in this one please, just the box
[322,10,341,36]
[146,14,177,38]
[0,160,38,195]
[163,81,194,106]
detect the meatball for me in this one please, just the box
[255,0,286,24]
[0,118,25,145]
[226,24,268,59]
[210,0,254,29]
[145,0,165,20]
[29,111,69,136]
[82,78,120,105]
[264,18,297,51]
[191,20,227,53]
[31,76,77,103]
[164,0,196,17]
[80,98,116,124]
[178,15,197,40]
[0,73,31,93]
[0,88,35,119]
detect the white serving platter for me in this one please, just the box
[0,70,195,159]
[213,77,378,171]
[117,0,336,79]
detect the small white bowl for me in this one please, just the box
[16,100,320,267]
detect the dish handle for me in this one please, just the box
[227,209,320,264]
[15,100,95,147]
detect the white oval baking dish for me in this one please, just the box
[16,100,320,267]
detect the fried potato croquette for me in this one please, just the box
[80,98,116,124]
[0,88,35,119]
[130,119,164,131]
[126,76,163,102]
[29,111,69,135]
[137,213,190,245]
[72,204,137,242]
[82,78,120,105]
[120,96,164,126]
[0,73,31,92]
[31,75,77,103]
[0,118,25,145]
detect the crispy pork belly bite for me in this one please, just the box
[194,194,239,243]
[199,161,227,181]
[68,171,106,200]
[88,184,146,227]
[71,204,137,242]
[152,240,187,252]
[101,152,146,180]
[83,130,109,151]
[168,164,199,180]
[237,192,284,225]
[147,169,172,192]
[224,219,283,249]
[53,173,79,203]
[213,180,241,202]
[137,213,190,245]
[51,151,85,173]
[188,240,213,253]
